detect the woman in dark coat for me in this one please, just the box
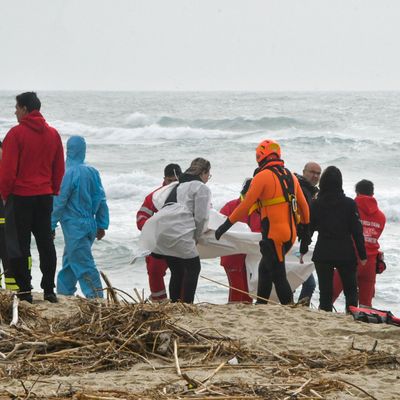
[300,166,367,312]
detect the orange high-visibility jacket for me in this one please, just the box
[228,163,309,261]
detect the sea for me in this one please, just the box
[0,91,399,314]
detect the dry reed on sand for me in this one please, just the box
[0,291,39,325]
[0,377,379,399]
[0,293,240,378]
[1,290,399,399]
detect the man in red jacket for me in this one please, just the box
[332,179,386,307]
[0,92,65,303]
[136,163,181,301]
[220,178,261,303]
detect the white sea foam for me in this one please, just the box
[102,170,161,200]
[124,112,158,128]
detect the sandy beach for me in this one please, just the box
[2,2,400,399]
[0,290,399,400]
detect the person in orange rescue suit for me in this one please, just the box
[220,178,261,303]
[215,139,310,305]
[136,164,182,301]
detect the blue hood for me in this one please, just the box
[66,135,86,168]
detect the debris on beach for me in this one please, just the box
[0,290,399,399]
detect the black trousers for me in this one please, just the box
[5,194,57,294]
[315,262,358,312]
[0,227,19,290]
[164,255,201,303]
[0,221,19,289]
[257,239,293,305]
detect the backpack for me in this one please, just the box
[349,306,400,327]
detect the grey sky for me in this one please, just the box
[1,0,399,91]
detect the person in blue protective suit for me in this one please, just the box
[51,136,109,298]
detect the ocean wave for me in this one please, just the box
[101,168,400,225]
[376,196,400,223]
[101,170,161,200]
[124,112,158,128]
[0,117,14,124]
[238,132,400,156]
[0,118,15,136]
[123,113,334,131]
[53,119,245,142]
[158,115,308,131]
[383,209,400,223]
[51,119,400,151]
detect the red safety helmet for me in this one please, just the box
[256,139,281,164]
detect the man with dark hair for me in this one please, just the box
[0,92,65,303]
[136,163,182,301]
[15,92,41,113]
[163,164,181,185]
[355,179,374,196]
[333,179,386,307]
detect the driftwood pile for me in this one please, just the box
[0,290,399,399]
[0,292,240,378]
[0,292,39,325]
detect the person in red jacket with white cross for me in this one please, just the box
[332,179,386,307]
[136,164,181,301]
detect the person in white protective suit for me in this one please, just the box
[141,158,212,303]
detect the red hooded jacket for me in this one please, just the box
[355,195,386,257]
[220,198,261,268]
[0,111,65,201]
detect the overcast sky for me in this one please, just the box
[0,0,399,91]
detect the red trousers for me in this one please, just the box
[332,254,377,307]
[223,264,252,303]
[146,255,168,300]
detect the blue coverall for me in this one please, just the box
[51,136,109,298]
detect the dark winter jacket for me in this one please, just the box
[302,191,366,264]
[295,173,319,206]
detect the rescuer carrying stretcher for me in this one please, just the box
[215,139,311,305]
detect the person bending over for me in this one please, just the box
[150,158,212,303]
